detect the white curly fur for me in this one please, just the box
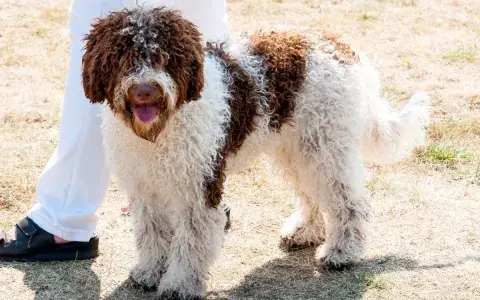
[357,55,430,165]
[100,37,430,298]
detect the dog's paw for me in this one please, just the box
[128,274,158,292]
[280,234,318,251]
[315,244,358,271]
[279,215,325,251]
[157,290,202,300]
[129,265,163,292]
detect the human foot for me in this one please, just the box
[0,217,99,262]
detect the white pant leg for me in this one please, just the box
[28,0,126,242]
[29,0,229,242]
[172,0,229,43]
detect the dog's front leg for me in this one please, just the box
[157,196,226,300]
[129,197,172,291]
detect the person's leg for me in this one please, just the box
[28,0,127,243]
[173,0,229,43]
[0,0,128,262]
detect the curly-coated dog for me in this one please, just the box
[81,7,430,299]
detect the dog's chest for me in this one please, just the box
[100,58,231,200]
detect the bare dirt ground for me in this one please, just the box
[1,0,480,299]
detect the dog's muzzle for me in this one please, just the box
[131,83,159,124]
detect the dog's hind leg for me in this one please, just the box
[270,141,326,250]
[157,195,226,299]
[280,190,326,250]
[294,131,372,270]
[129,197,172,291]
[314,175,371,270]
[285,53,372,268]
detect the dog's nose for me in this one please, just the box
[133,84,155,103]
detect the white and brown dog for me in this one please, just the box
[82,7,429,299]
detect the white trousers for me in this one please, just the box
[28,0,229,242]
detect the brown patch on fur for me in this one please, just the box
[82,8,204,141]
[250,30,309,130]
[202,31,309,208]
[322,32,360,65]
[203,43,260,208]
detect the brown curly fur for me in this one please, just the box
[203,43,260,208]
[250,31,309,130]
[322,32,360,65]
[82,7,205,109]
[202,32,309,208]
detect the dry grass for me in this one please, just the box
[428,120,480,140]
[1,0,480,299]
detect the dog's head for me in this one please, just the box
[82,8,204,142]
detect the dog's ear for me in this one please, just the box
[82,27,107,104]
[151,8,205,105]
[81,11,133,105]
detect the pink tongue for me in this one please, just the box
[134,104,158,123]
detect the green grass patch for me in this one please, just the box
[358,13,378,21]
[400,0,418,6]
[301,0,320,8]
[377,0,418,5]
[382,85,409,101]
[360,275,388,291]
[402,59,415,70]
[422,143,472,164]
[34,27,48,37]
[443,46,477,63]
[366,176,396,197]
[468,95,480,110]
[251,176,265,187]
[365,177,380,193]
[472,164,480,185]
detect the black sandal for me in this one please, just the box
[0,217,99,262]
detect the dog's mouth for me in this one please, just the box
[134,103,158,123]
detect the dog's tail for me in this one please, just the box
[361,90,431,166]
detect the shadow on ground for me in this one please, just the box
[3,250,475,300]
[206,248,470,300]
[1,260,100,300]
[103,279,156,300]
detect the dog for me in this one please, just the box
[81,7,430,299]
